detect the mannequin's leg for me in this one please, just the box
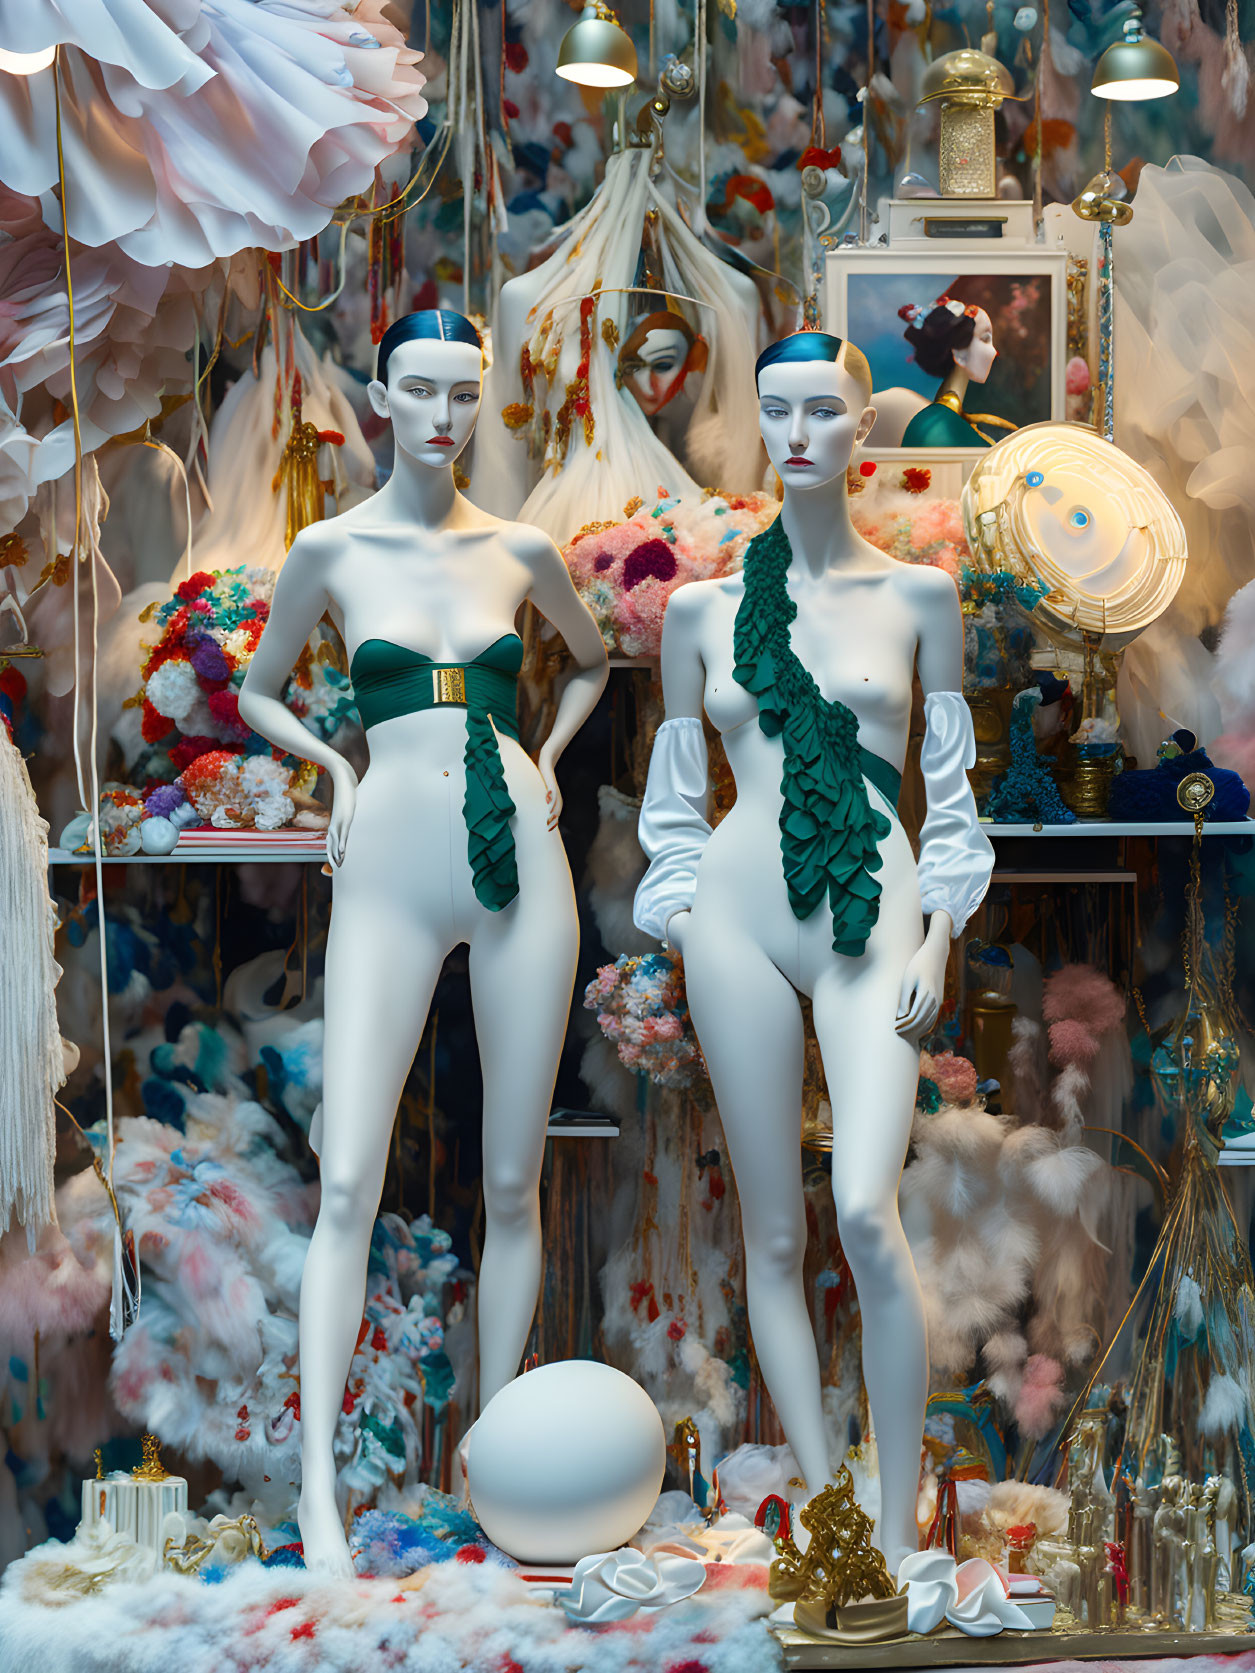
[683,920,830,1494]
[467,890,578,1407]
[298,896,445,1574]
[811,967,927,1571]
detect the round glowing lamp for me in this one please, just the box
[0,46,56,75]
[1091,11,1179,100]
[556,4,638,89]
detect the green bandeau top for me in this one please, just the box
[349,634,524,912]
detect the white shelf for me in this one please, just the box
[48,844,329,865]
[985,820,1252,838]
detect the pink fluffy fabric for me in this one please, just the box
[1048,1019,1102,1067]
[1014,1353,1065,1438]
[928,1052,980,1107]
[0,1222,110,1355]
[1210,731,1255,784]
[1041,965,1126,1035]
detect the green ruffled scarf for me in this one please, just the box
[733,515,892,957]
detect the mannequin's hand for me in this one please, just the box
[895,934,948,1037]
[326,762,359,868]
[537,745,562,830]
[664,909,691,956]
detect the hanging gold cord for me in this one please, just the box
[268,220,351,315]
[51,53,133,1324]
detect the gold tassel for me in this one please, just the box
[271,372,345,550]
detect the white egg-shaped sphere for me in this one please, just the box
[466,1361,665,1564]
[139,816,180,855]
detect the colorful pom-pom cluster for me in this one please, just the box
[564,491,777,660]
[584,952,706,1091]
[131,566,357,831]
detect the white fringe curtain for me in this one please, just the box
[0,726,63,1246]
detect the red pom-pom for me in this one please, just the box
[180,748,239,799]
[207,687,248,739]
[169,734,222,774]
[667,1319,687,1341]
[456,1544,486,1564]
[176,570,215,602]
[0,665,26,703]
[141,699,174,744]
[859,461,876,477]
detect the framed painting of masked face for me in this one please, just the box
[822,248,1069,459]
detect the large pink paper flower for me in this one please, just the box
[0,193,232,526]
[0,0,428,268]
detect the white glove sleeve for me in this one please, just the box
[633,716,712,942]
[916,691,994,937]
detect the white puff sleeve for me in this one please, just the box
[633,717,712,942]
[916,691,994,937]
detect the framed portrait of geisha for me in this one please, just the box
[823,248,1069,461]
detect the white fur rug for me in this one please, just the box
[0,1551,778,1673]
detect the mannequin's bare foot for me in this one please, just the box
[298,1474,354,1578]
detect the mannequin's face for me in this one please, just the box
[620,326,698,416]
[756,358,875,491]
[367,338,483,467]
[952,308,996,385]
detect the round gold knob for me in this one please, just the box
[1176,771,1215,814]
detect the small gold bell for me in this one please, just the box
[1072,170,1134,225]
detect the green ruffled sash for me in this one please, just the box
[463,707,519,910]
[732,517,897,957]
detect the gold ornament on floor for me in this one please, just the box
[164,1513,270,1575]
[770,1467,908,1641]
[132,1434,170,1482]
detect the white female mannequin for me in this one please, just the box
[634,332,993,1570]
[239,310,608,1574]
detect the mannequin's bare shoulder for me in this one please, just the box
[892,556,962,615]
[277,519,338,587]
[496,516,564,568]
[668,575,740,631]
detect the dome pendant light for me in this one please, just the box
[556,3,638,89]
[1091,9,1179,100]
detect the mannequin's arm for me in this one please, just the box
[238,529,358,864]
[896,567,995,1034]
[632,584,712,950]
[523,531,609,829]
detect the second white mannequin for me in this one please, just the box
[635,330,993,1569]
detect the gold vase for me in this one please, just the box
[966,687,1016,812]
[1056,743,1122,818]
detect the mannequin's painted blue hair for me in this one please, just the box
[754,330,873,402]
[376,309,483,386]
[755,331,846,381]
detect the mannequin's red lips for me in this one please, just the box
[427,436,454,446]
[786,456,812,465]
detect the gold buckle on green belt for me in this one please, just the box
[432,667,467,705]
